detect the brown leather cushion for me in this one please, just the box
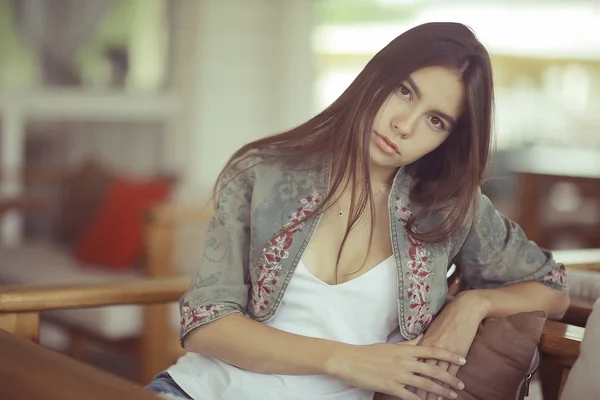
[456,311,546,400]
[55,160,114,246]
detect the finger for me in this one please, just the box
[413,357,431,399]
[404,334,424,346]
[429,360,445,400]
[383,385,422,400]
[403,374,458,399]
[418,359,439,399]
[448,363,461,377]
[415,387,427,400]
[427,364,462,400]
[429,361,452,400]
[410,360,464,390]
[438,361,450,372]
[427,386,445,400]
[409,346,466,366]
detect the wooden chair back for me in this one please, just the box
[0,191,211,383]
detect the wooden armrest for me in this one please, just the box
[540,320,584,364]
[560,296,594,327]
[0,164,67,183]
[567,263,600,272]
[147,203,214,226]
[554,248,600,272]
[0,277,190,313]
[0,196,46,215]
[0,277,585,376]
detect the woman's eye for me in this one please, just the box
[398,85,411,100]
[429,116,445,130]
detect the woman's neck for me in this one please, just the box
[369,163,398,189]
[329,158,398,196]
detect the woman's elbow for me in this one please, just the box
[548,291,571,320]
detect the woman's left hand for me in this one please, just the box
[415,291,489,400]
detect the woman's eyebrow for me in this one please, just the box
[405,76,457,127]
[434,110,457,127]
[405,76,421,99]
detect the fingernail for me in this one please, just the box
[458,381,465,390]
[451,392,458,399]
[437,397,443,400]
[459,357,467,365]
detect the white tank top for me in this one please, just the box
[167,256,400,400]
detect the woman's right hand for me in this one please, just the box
[325,335,466,400]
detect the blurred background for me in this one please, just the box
[0,0,598,395]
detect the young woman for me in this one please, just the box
[147,22,569,400]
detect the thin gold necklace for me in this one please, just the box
[338,185,390,217]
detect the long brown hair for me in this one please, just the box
[216,22,494,245]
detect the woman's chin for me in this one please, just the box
[370,148,398,167]
[370,156,403,177]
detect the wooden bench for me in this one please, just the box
[0,273,586,399]
[1,201,596,397]
[0,329,160,399]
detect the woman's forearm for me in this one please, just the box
[183,312,346,375]
[460,282,570,320]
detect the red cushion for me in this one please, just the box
[73,177,173,269]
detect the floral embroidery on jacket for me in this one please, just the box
[180,301,222,333]
[251,193,320,313]
[541,264,567,288]
[395,199,434,335]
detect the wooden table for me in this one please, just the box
[0,329,160,400]
[508,146,600,248]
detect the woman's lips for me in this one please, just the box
[374,132,400,155]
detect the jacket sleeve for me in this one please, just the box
[179,158,256,342]
[454,190,568,292]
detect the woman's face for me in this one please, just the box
[370,66,466,171]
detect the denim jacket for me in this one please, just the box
[179,153,567,342]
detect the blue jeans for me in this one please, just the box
[146,371,193,399]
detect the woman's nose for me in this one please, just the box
[391,112,417,139]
